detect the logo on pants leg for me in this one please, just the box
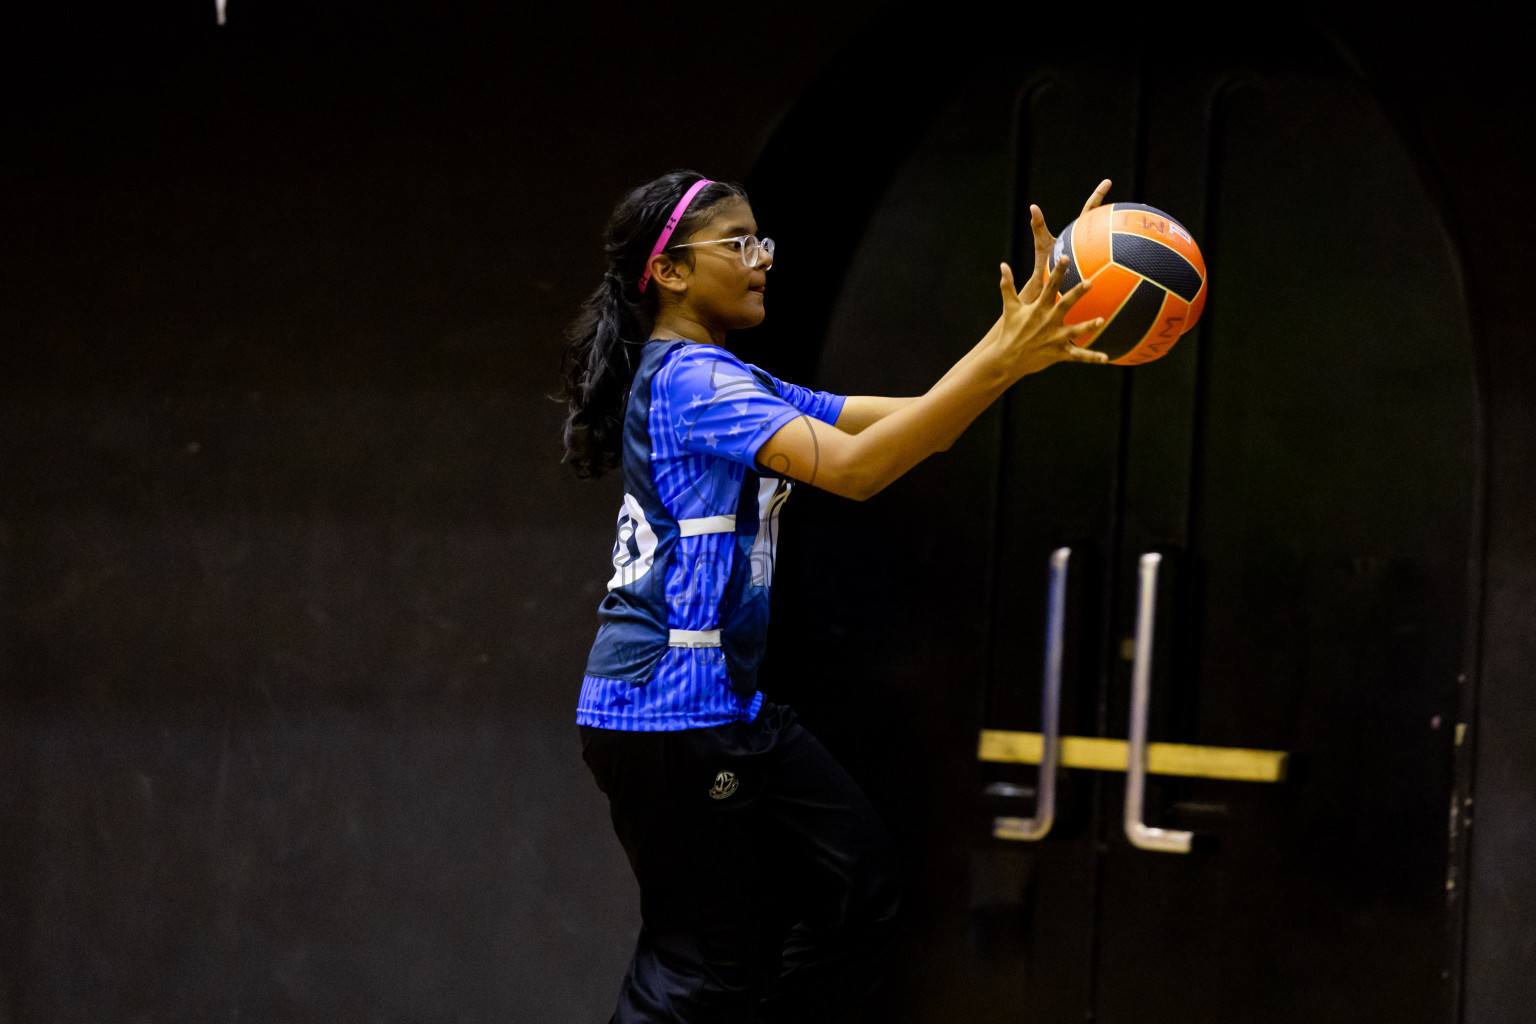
[708,770,739,800]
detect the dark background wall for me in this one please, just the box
[2,3,1534,1022]
[0,3,885,1020]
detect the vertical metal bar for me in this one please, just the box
[994,547,1069,841]
[1125,552,1193,853]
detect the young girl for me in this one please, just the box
[560,170,1107,1023]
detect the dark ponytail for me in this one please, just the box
[558,170,748,479]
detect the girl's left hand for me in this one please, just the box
[993,258,1108,381]
[1019,179,1113,305]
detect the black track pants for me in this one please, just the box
[580,701,902,1024]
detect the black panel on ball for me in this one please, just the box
[1092,277,1166,360]
[1111,233,1204,301]
[1057,218,1084,293]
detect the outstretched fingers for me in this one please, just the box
[1061,338,1110,363]
[1046,315,1109,363]
[1001,257,1110,368]
[1050,273,1092,316]
[999,261,1019,300]
[1021,205,1053,302]
[1031,257,1075,310]
[1029,204,1054,259]
[1081,178,1112,217]
[1045,276,1108,363]
[1002,261,1038,319]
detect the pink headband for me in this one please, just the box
[637,178,714,293]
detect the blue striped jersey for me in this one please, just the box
[576,339,846,731]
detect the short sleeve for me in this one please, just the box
[743,362,848,427]
[659,345,834,467]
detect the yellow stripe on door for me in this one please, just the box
[977,730,1289,783]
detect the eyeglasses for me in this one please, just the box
[667,234,775,270]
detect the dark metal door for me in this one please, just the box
[1052,57,1473,1024]
[761,23,1477,1024]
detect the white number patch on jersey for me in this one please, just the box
[607,493,658,591]
[748,477,793,588]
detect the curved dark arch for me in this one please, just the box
[741,6,987,382]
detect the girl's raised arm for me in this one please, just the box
[755,259,1106,501]
[824,181,1114,448]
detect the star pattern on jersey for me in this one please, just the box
[576,347,848,733]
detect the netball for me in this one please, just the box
[1048,202,1208,365]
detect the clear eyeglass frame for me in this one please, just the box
[667,234,775,270]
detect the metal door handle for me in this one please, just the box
[994,547,1068,841]
[1125,552,1194,854]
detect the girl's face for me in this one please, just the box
[674,199,772,332]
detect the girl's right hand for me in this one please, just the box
[993,257,1108,380]
[1020,179,1113,305]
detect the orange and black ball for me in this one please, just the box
[1048,203,1208,365]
